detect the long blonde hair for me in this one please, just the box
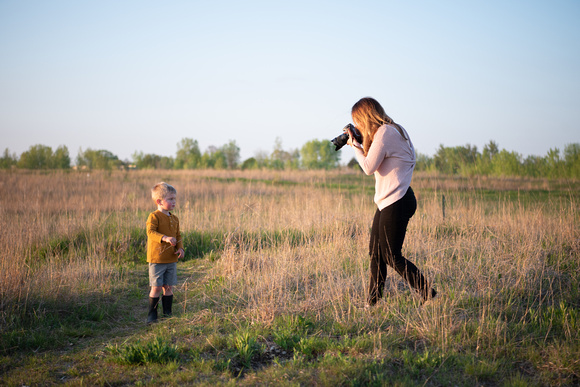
[351,97,396,156]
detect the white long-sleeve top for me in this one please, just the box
[353,123,416,210]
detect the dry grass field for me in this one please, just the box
[0,169,578,386]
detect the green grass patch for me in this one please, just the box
[1,296,125,354]
[229,329,264,369]
[4,171,580,385]
[106,337,180,365]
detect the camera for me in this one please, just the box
[331,123,363,151]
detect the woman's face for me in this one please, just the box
[352,114,365,133]
[351,112,361,129]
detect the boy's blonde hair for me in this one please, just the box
[151,182,177,202]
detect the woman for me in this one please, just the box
[347,97,436,305]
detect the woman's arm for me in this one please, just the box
[352,127,387,175]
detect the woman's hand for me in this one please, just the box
[347,128,361,148]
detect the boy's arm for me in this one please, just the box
[146,213,165,243]
[176,218,184,251]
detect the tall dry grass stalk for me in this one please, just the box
[0,170,145,314]
[203,170,579,354]
[1,169,578,357]
[0,169,366,313]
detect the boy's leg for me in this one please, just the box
[162,289,173,317]
[149,286,163,298]
[162,285,174,296]
[161,263,177,317]
[148,263,166,324]
[148,286,163,324]
[147,296,160,324]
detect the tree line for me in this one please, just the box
[0,138,340,171]
[417,141,580,179]
[2,139,579,179]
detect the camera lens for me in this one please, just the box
[331,132,349,151]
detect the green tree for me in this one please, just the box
[76,148,121,170]
[300,139,340,170]
[545,148,564,178]
[434,144,479,175]
[158,156,174,169]
[491,150,522,177]
[414,152,434,172]
[212,149,227,169]
[132,151,174,169]
[482,141,499,160]
[270,138,299,170]
[270,138,286,170]
[221,140,240,169]
[52,145,71,169]
[522,155,547,177]
[18,145,54,169]
[175,138,201,169]
[563,143,580,178]
[241,157,259,170]
[16,145,70,169]
[476,141,499,175]
[253,150,270,169]
[200,151,213,168]
[199,146,226,169]
[0,148,17,169]
[347,157,361,171]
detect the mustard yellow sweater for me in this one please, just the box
[146,210,183,263]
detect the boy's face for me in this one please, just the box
[157,193,176,212]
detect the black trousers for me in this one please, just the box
[368,187,431,304]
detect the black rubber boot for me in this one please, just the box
[421,288,438,304]
[162,295,173,318]
[147,297,159,324]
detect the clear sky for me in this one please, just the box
[1,0,579,164]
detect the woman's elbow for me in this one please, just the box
[360,165,375,176]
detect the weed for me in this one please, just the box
[296,336,329,360]
[106,337,180,365]
[401,349,444,377]
[272,315,315,352]
[230,330,264,369]
[463,358,499,380]
[2,170,579,385]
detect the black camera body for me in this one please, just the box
[331,123,363,151]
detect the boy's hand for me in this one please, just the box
[176,248,185,259]
[162,236,177,246]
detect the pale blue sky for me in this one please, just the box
[1,0,579,163]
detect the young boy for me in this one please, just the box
[146,182,184,324]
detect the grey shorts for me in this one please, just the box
[149,262,177,287]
